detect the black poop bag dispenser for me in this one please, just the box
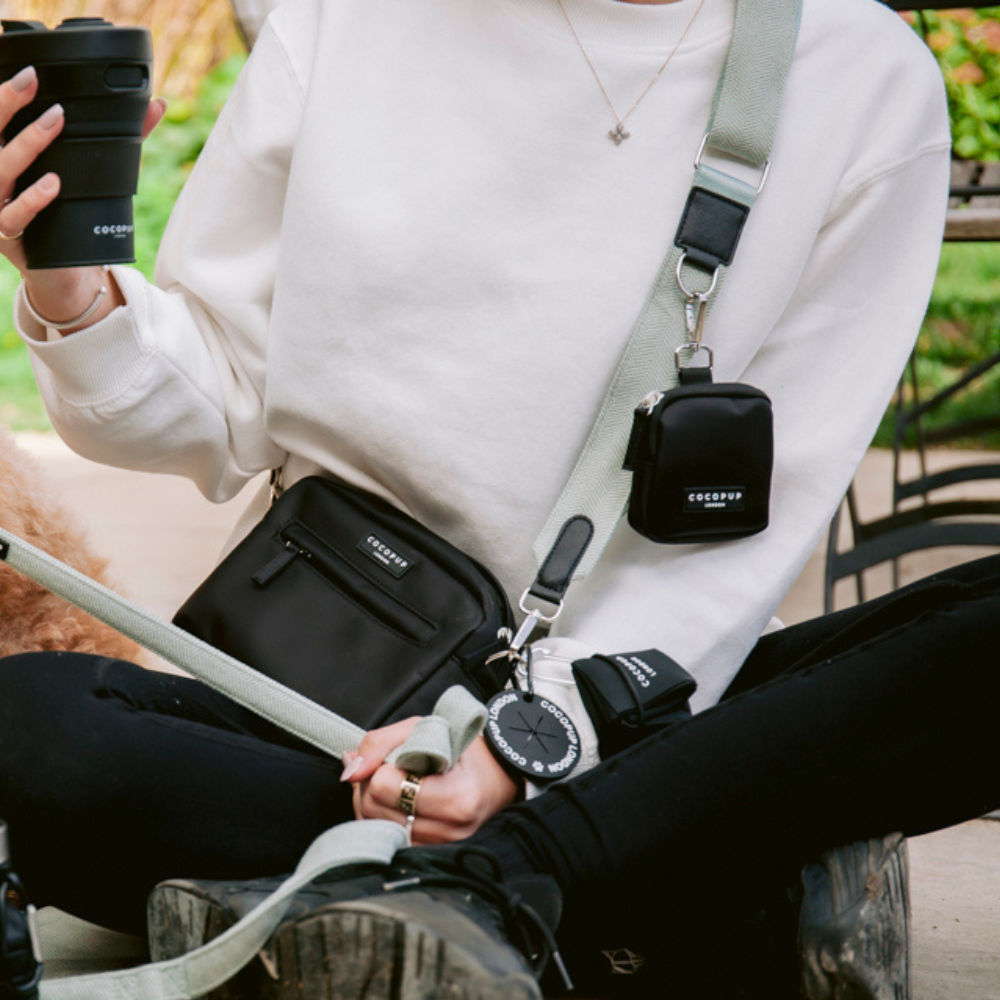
[622,165,774,545]
[623,361,773,543]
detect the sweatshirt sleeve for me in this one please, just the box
[559,135,952,712]
[16,15,307,501]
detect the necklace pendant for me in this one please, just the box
[609,122,630,145]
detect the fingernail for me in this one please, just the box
[36,104,63,131]
[37,173,58,194]
[340,755,364,782]
[10,67,36,93]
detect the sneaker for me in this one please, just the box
[798,832,910,1000]
[147,844,568,1000]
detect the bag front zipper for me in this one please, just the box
[252,522,438,644]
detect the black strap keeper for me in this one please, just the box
[0,541,8,562]
[675,186,750,270]
[529,516,594,605]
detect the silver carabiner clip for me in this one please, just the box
[684,293,711,344]
[504,589,565,653]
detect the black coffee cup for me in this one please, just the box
[0,17,153,269]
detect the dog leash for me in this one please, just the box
[0,527,486,774]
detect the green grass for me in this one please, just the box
[0,324,47,431]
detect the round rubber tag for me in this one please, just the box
[485,689,580,781]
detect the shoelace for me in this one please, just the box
[382,846,574,992]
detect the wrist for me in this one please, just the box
[22,265,124,335]
[481,735,527,803]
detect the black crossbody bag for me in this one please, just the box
[173,477,515,730]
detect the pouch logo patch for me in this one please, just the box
[358,534,415,578]
[685,488,746,512]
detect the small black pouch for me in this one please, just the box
[571,648,697,758]
[623,380,773,544]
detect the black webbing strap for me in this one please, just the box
[678,365,713,386]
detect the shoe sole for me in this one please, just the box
[147,883,259,1000]
[148,884,542,1000]
[798,832,911,1000]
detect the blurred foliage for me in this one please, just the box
[872,241,1000,449]
[908,7,1000,160]
[1,0,245,99]
[0,317,40,431]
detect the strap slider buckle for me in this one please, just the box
[694,134,771,195]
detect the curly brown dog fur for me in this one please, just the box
[0,428,142,662]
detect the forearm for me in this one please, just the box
[19,265,284,500]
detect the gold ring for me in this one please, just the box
[397,773,423,816]
[0,201,23,241]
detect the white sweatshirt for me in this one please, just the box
[19,0,950,711]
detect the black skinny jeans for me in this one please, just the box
[1,556,999,996]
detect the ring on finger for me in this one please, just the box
[397,772,423,817]
[0,200,24,241]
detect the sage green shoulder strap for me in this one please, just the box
[533,0,802,580]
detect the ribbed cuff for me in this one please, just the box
[15,266,151,406]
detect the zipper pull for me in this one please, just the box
[253,541,303,587]
[637,390,664,414]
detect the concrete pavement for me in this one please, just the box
[8,432,1000,997]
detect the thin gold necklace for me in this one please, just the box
[557,0,708,145]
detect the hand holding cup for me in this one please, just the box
[0,18,164,330]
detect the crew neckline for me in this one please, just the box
[500,0,734,53]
